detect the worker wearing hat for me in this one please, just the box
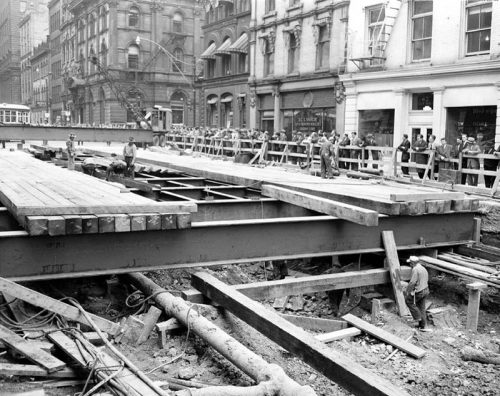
[123,137,137,178]
[404,256,431,332]
[66,133,76,171]
[463,136,482,186]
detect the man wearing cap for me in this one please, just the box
[123,137,137,178]
[405,256,431,331]
[463,136,481,186]
[106,153,127,181]
[66,133,76,171]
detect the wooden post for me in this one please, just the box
[473,217,481,244]
[466,282,487,332]
[381,231,411,317]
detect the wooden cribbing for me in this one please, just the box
[0,324,66,373]
[381,231,411,317]
[261,184,379,226]
[342,314,426,359]
[191,271,410,396]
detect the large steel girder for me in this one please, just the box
[0,213,474,281]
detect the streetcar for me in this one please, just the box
[0,103,31,125]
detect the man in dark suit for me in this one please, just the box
[398,134,411,175]
[413,134,428,179]
[436,137,453,170]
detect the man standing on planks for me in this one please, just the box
[123,137,137,178]
[404,256,432,332]
[66,133,76,171]
[319,137,335,179]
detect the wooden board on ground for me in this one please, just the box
[342,313,426,359]
[261,184,379,226]
[381,231,411,317]
[0,363,79,378]
[191,271,410,396]
[316,327,362,343]
[0,324,66,373]
[280,314,347,332]
[390,192,464,202]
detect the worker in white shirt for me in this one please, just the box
[404,256,432,332]
[123,136,137,178]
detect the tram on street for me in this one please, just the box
[0,103,31,125]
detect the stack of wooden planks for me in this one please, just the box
[0,151,196,236]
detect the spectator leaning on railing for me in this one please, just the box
[484,141,500,188]
[463,136,481,187]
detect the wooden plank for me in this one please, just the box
[466,282,487,332]
[0,363,78,378]
[381,231,411,317]
[390,192,463,202]
[399,201,425,216]
[136,305,162,345]
[81,215,98,234]
[342,314,426,359]
[176,212,192,229]
[47,216,66,236]
[261,184,379,227]
[280,314,347,332]
[130,214,147,231]
[146,213,161,230]
[161,213,177,230]
[456,245,500,262]
[183,268,411,302]
[114,214,131,233]
[0,324,66,373]
[97,215,115,233]
[63,215,82,235]
[0,277,120,336]
[315,327,362,343]
[25,216,48,236]
[191,271,410,396]
[424,200,446,214]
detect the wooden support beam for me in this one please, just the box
[261,184,379,226]
[0,324,66,373]
[176,212,192,229]
[381,231,411,317]
[315,327,362,343]
[130,214,147,231]
[473,218,481,244]
[183,268,411,303]
[161,213,177,230]
[63,215,82,235]
[279,314,347,332]
[25,216,48,236]
[81,215,98,234]
[390,192,463,202]
[47,216,66,236]
[137,305,162,345]
[191,271,410,396]
[146,213,162,230]
[97,215,115,233]
[342,314,426,359]
[114,214,131,233]
[466,282,487,332]
[0,277,120,336]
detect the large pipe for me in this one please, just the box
[123,272,316,396]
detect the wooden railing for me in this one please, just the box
[163,134,500,196]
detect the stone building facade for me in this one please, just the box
[62,0,204,126]
[0,0,22,103]
[49,0,64,123]
[249,0,349,135]
[198,0,251,129]
[340,0,500,148]
[30,41,51,123]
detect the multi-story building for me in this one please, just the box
[248,0,349,134]
[30,40,51,124]
[63,0,204,126]
[19,0,50,108]
[198,0,251,129]
[341,0,500,148]
[49,0,64,123]
[0,0,22,103]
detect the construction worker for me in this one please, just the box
[404,256,432,332]
[319,137,335,179]
[123,136,137,178]
[66,133,76,171]
[106,153,126,181]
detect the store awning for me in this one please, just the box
[207,97,218,104]
[220,95,233,103]
[228,33,248,54]
[200,43,217,60]
[215,38,232,55]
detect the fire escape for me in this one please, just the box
[350,0,402,70]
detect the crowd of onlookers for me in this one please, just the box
[168,126,500,188]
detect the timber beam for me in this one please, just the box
[0,212,474,281]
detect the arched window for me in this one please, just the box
[88,90,94,125]
[128,45,139,69]
[288,33,298,73]
[172,48,183,72]
[89,44,96,73]
[171,91,186,124]
[98,87,105,125]
[89,13,96,37]
[128,7,139,27]
[79,49,85,75]
[206,95,218,127]
[100,38,107,67]
[78,20,85,42]
[173,12,183,33]
[99,6,108,31]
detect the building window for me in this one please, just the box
[207,95,218,126]
[89,13,96,37]
[411,1,433,60]
[240,0,250,12]
[265,0,275,13]
[411,92,433,110]
[128,7,139,27]
[206,59,216,78]
[466,0,492,54]
[264,39,274,76]
[101,39,107,67]
[89,45,96,73]
[100,6,108,31]
[128,45,139,69]
[238,53,248,74]
[172,48,183,72]
[288,33,299,73]
[289,0,301,7]
[367,5,385,60]
[316,25,329,69]
[221,55,231,75]
[173,12,183,33]
[171,91,186,124]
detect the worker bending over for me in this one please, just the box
[123,136,137,178]
[106,153,127,181]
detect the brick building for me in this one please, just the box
[30,41,51,124]
[249,0,349,135]
[198,0,251,129]
[63,0,204,126]
[0,0,22,103]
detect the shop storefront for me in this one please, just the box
[446,106,496,144]
[358,109,395,147]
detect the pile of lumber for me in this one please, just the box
[419,254,500,288]
[0,151,196,236]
